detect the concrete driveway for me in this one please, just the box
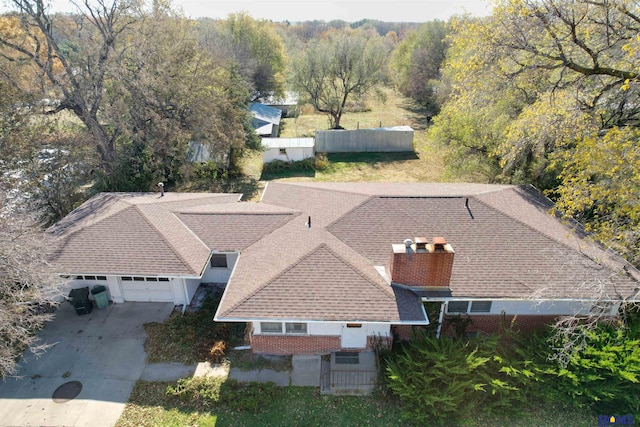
[0,301,174,427]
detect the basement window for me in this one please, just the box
[210,254,228,268]
[470,301,492,313]
[261,322,283,334]
[447,301,470,313]
[279,148,287,155]
[285,323,307,334]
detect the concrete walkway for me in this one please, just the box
[228,355,321,387]
[0,302,178,427]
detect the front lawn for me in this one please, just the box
[117,382,403,427]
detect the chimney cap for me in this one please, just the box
[415,236,429,245]
[433,237,447,246]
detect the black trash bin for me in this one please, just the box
[68,287,92,315]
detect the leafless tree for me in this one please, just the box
[0,191,63,378]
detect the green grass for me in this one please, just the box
[244,88,473,184]
[117,383,405,427]
[117,380,596,427]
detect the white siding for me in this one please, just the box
[262,147,314,163]
[185,279,201,305]
[201,252,238,283]
[252,321,390,337]
[489,300,594,316]
[433,299,616,316]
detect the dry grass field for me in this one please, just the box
[242,88,457,185]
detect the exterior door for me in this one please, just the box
[341,324,367,348]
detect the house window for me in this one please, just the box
[158,277,170,282]
[133,277,145,281]
[121,277,133,281]
[261,322,283,334]
[470,301,492,313]
[285,323,307,334]
[210,254,228,268]
[84,275,96,280]
[279,148,287,155]
[96,276,107,281]
[447,301,470,313]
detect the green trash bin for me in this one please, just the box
[91,285,109,309]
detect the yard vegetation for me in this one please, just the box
[119,294,638,427]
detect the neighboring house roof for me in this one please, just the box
[250,103,282,136]
[186,141,230,165]
[262,138,315,149]
[256,91,299,106]
[48,192,242,277]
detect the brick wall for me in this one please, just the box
[251,335,342,355]
[251,334,392,355]
[390,250,454,287]
[442,314,558,336]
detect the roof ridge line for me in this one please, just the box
[469,192,622,271]
[324,195,374,230]
[136,204,203,275]
[318,243,396,299]
[268,182,375,198]
[220,242,330,316]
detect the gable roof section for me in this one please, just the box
[222,244,425,322]
[49,192,241,276]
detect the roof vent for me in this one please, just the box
[158,182,164,197]
[403,238,413,248]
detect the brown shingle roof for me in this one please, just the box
[216,182,639,322]
[223,244,423,322]
[49,192,242,276]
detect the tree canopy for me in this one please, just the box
[290,28,388,129]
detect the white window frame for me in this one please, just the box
[470,301,492,313]
[447,301,470,313]
[285,323,307,334]
[260,322,283,334]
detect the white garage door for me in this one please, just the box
[121,277,174,302]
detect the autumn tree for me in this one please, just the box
[0,0,140,172]
[290,28,388,129]
[431,0,640,269]
[390,20,449,114]
[196,13,287,100]
[96,5,251,191]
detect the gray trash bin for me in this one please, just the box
[91,285,109,309]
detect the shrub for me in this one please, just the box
[385,331,541,425]
[545,323,640,415]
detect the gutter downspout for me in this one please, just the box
[436,302,446,338]
[182,280,189,314]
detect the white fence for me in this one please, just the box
[315,126,414,153]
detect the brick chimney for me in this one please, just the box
[389,237,455,288]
